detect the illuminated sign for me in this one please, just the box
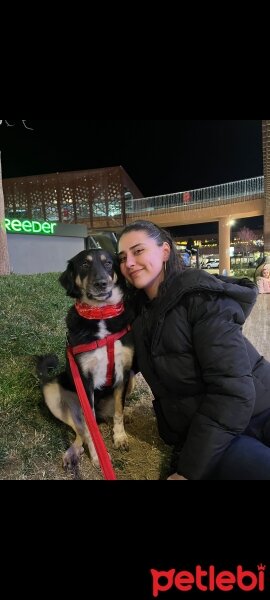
[2,218,57,235]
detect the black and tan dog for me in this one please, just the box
[37,249,134,469]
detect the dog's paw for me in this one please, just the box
[91,450,113,470]
[91,454,100,469]
[63,445,84,469]
[113,433,129,451]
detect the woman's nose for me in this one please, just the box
[126,255,135,268]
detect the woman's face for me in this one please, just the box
[118,230,170,300]
[262,266,270,278]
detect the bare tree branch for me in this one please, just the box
[0,120,33,129]
[22,120,34,130]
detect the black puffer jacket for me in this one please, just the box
[132,269,270,480]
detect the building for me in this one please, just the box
[3,165,143,231]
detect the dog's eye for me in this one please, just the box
[104,261,112,269]
[82,262,89,269]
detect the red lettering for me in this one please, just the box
[151,569,175,597]
[195,565,208,591]
[208,565,215,591]
[150,564,266,595]
[258,569,265,591]
[216,572,235,591]
[237,566,257,592]
[174,571,194,591]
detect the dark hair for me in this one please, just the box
[118,220,182,298]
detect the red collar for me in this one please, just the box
[75,301,124,320]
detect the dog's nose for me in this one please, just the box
[94,280,108,290]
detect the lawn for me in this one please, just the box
[0,273,170,480]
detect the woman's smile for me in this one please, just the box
[130,269,144,279]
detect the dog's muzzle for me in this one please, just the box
[86,279,113,300]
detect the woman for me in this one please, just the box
[255,263,270,294]
[118,220,270,480]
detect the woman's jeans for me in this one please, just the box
[215,409,270,480]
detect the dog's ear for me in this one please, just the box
[59,261,81,298]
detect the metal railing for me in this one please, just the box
[4,174,264,225]
[125,176,264,218]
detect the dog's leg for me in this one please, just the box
[121,372,135,424]
[126,372,135,398]
[62,437,85,469]
[80,427,99,468]
[78,374,101,467]
[43,381,99,468]
[113,383,129,451]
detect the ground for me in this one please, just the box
[0,372,171,481]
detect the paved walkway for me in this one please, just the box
[243,294,270,361]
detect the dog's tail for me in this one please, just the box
[36,354,59,385]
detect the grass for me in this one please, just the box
[0,273,170,480]
[231,267,255,280]
[0,273,71,358]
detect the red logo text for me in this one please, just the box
[150,564,266,596]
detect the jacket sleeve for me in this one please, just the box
[176,294,256,480]
[257,277,270,294]
[257,277,265,294]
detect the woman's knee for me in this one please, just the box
[215,436,270,480]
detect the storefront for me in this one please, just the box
[3,218,88,274]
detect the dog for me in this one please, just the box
[37,248,134,470]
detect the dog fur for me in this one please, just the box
[37,249,134,470]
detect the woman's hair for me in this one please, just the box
[118,220,182,299]
[255,261,270,281]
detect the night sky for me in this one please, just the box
[0,120,264,233]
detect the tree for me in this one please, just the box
[0,152,10,275]
[237,226,256,258]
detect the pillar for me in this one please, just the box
[262,120,270,256]
[219,217,231,275]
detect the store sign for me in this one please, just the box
[2,218,57,235]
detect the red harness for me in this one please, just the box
[69,301,131,387]
[69,325,131,387]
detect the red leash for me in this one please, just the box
[67,347,117,481]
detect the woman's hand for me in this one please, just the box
[167,473,188,480]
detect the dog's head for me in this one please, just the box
[59,249,123,304]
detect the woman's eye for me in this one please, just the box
[134,249,143,255]
[119,256,126,264]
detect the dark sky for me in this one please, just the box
[0,120,264,232]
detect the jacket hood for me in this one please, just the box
[160,269,258,319]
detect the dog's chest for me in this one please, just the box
[77,321,124,389]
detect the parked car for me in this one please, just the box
[205,259,219,269]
